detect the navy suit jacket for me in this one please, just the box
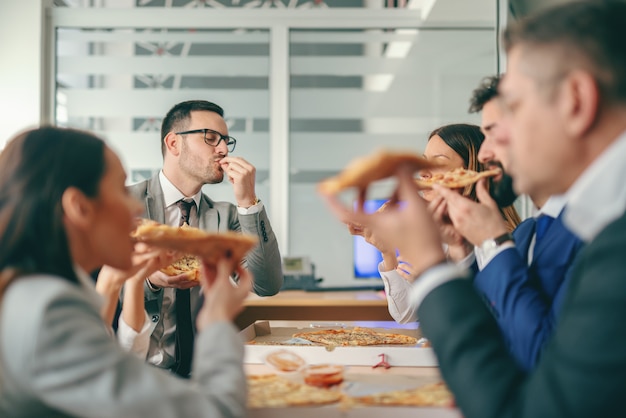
[473,211,584,370]
[418,210,626,418]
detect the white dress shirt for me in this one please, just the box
[380,248,475,323]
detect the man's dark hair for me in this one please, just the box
[503,1,626,106]
[468,75,501,114]
[160,100,224,157]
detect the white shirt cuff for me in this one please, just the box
[237,200,263,215]
[117,310,151,358]
[409,263,470,309]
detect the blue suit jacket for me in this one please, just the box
[473,211,584,370]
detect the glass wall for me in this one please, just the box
[288,27,495,285]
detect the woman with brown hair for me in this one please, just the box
[0,126,251,417]
[349,123,520,323]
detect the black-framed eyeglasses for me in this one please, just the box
[175,128,236,152]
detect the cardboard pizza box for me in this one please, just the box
[246,371,460,417]
[245,365,460,417]
[240,321,438,367]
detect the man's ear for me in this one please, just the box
[559,70,599,138]
[61,187,94,229]
[164,131,181,157]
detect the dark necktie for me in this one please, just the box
[535,214,554,246]
[174,199,194,377]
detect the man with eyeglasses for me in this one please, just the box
[119,100,283,377]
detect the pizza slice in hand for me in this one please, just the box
[415,167,501,189]
[131,220,258,280]
[317,150,441,196]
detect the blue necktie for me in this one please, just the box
[535,214,554,246]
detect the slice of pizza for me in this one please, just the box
[247,374,344,408]
[415,167,501,189]
[160,255,201,281]
[131,220,258,268]
[347,381,454,407]
[317,150,440,195]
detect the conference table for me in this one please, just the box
[235,289,395,330]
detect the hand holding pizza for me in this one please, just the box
[323,167,446,279]
[96,243,181,293]
[428,195,474,262]
[433,180,509,247]
[95,243,181,327]
[147,270,200,290]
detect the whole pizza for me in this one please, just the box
[292,327,417,347]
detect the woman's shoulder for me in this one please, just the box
[1,274,91,341]
[3,274,83,308]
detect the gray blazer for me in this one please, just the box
[127,175,283,333]
[0,275,246,418]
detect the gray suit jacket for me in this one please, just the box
[0,275,246,418]
[127,175,283,339]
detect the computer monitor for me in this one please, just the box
[353,199,388,279]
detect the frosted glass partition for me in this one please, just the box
[56,28,271,203]
[288,28,494,285]
[51,4,499,285]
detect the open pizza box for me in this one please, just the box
[245,366,460,418]
[240,321,438,367]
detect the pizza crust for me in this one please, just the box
[131,220,258,266]
[415,167,501,189]
[317,150,440,195]
[346,382,454,407]
[247,374,344,408]
[292,327,418,347]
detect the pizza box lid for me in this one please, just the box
[240,321,438,367]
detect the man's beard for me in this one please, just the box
[486,161,518,207]
[180,138,225,184]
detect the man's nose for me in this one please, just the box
[478,141,494,164]
[215,139,229,155]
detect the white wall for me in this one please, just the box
[0,0,49,147]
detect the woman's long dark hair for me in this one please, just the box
[0,126,106,299]
[429,123,521,231]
